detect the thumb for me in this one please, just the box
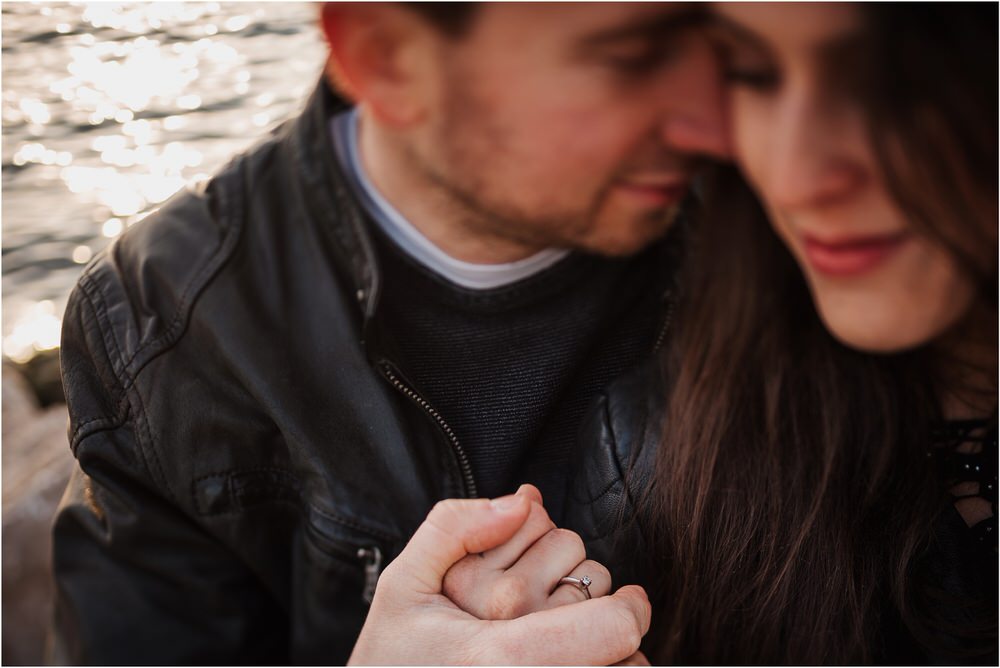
[391,495,532,594]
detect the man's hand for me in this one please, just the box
[443,484,613,619]
[348,492,651,665]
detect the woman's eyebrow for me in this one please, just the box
[708,13,861,63]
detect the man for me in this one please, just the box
[52,3,726,663]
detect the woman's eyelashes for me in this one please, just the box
[723,64,780,90]
[707,24,781,92]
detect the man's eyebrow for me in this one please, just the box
[577,8,710,48]
[705,13,770,54]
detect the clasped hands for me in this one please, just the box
[349,485,650,665]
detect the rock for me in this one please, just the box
[18,348,64,407]
[2,364,73,665]
[2,361,40,437]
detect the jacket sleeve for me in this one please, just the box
[50,276,287,664]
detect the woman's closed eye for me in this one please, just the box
[723,64,780,90]
[706,18,782,92]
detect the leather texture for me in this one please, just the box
[564,359,666,593]
[52,79,474,664]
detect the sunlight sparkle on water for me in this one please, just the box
[4,2,325,363]
[19,98,52,124]
[102,218,123,237]
[72,246,93,264]
[4,301,62,364]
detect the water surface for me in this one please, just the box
[3,2,325,363]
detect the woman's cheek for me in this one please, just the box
[729,95,773,191]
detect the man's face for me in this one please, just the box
[408,3,729,256]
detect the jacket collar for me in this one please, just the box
[290,77,382,323]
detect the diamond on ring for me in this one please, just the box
[557,575,593,600]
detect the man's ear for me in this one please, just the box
[319,3,434,127]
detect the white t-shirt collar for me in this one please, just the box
[329,109,570,291]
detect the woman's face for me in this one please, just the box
[714,3,975,353]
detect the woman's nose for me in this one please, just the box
[763,88,867,210]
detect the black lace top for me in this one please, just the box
[930,418,997,549]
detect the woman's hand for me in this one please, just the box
[442,484,613,619]
[348,491,651,665]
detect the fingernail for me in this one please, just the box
[490,494,521,511]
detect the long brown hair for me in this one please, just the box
[641,5,997,663]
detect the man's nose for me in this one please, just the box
[658,37,731,160]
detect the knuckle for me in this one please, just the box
[429,498,462,525]
[549,528,586,558]
[485,574,534,620]
[586,559,612,583]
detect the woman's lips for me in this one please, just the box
[802,232,910,277]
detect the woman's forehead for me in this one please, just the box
[712,3,860,54]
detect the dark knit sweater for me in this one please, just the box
[368,223,675,518]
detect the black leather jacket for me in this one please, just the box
[563,360,664,597]
[51,80,517,664]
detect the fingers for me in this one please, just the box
[489,585,652,665]
[442,485,552,613]
[504,528,586,597]
[545,559,612,608]
[480,498,556,569]
[443,505,565,619]
[386,494,531,595]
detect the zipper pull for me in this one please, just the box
[357,546,383,604]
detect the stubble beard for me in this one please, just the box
[405,142,602,254]
[406,75,683,257]
[406,132,686,258]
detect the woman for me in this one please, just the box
[567,3,997,663]
[352,3,997,664]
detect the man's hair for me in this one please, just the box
[403,3,478,37]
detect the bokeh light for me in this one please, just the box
[3,2,325,363]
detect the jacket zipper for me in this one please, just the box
[304,520,386,606]
[357,546,383,604]
[374,290,674,500]
[378,361,477,498]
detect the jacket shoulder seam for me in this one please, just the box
[67,280,133,451]
[129,174,242,377]
[77,269,131,392]
[123,171,246,380]
[71,277,172,495]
